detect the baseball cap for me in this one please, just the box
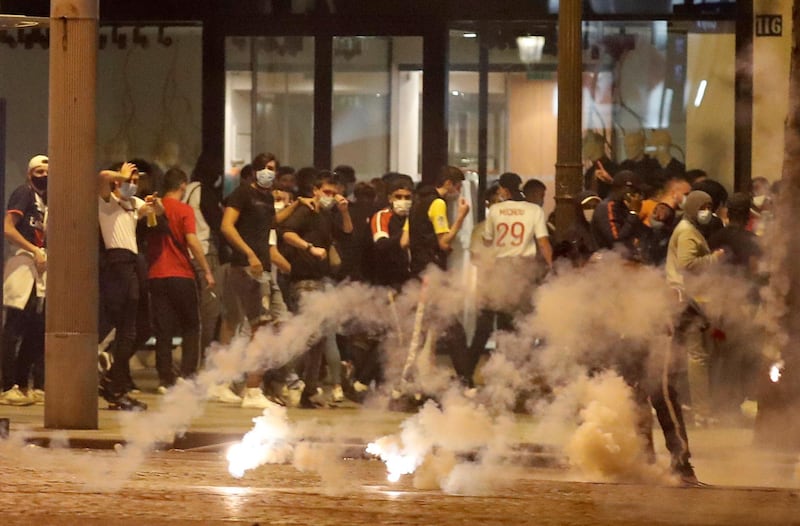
[498,172,522,191]
[612,170,642,191]
[28,155,48,172]
[577,190,601,206]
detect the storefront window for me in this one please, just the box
[332,36,423,181]
[225,36,315,190]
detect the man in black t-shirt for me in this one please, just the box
[221,165,285,409]
[1,155,49,406]
[279,170,353,407]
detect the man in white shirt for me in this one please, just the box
[97,161,163,411]
[459,173,553,386]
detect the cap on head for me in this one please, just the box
[28,155,48,173]
[577,190,601,206]
[612,170,641,192]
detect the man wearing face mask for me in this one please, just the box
[666,190,724,429]
[220,158,300,409]
[98,161,163,410]
[333,175,415,398]
[641,177,691,265]
[1,155,49,406]
[278,170,353,408]
[691,179,728,241]
[369,175,413,289]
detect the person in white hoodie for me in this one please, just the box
[1,155,49,406]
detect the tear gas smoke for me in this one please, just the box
[7,227,793,494]
[561,372,664,483]
[227,405,293,478]
[366,389,514,495]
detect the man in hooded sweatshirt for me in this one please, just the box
[665,190,724,473]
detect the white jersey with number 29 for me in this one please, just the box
[482,200,549,258]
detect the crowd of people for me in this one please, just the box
[0,147,776,482]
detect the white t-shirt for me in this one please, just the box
[98,193,144,254]
[482,200,548,258]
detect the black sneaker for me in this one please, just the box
[672,458,702,486]
[107,393,148,412]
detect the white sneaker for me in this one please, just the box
[0,385,35,406]
[241,387,281,409]
[156,385,169,395]
[286,380,304,408]
[30,389,45,405]
[353,381,369,393]
[207,383,242,404]
[331,385,345,403]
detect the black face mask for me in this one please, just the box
[31,176,48,193]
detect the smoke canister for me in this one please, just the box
[146,210,158,228]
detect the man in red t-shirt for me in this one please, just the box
[146,168,215,390]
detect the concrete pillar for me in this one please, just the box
[554,0,583,240]
[44,0,99,429]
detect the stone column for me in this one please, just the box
[554,0,583,241]
[44,0,99,429]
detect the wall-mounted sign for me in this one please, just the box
[755,15,783,37]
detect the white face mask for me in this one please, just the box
[583,209,594,223]
[119,182,137,199]
[256,168,275,189]
[319,195,336,210]
[697,209,712,225]
[274,201,286,212]
[753,195,766,208]
[678,194,687,210]
[392,199,412,216]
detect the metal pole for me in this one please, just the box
[554,0,583,242]
[45,0,99,429]
[477,26,489,222]
[734,0,754,192]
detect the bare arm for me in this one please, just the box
[282,231,327,260]
[538,235,554,268]
[400,228,410,250]
[221,206,262,274]
[437,198,470,251]
[274,196,315,224]
[270,245,291,274]
[336,195,353,234]
[98,162,136,200]
[185,232,215,289]
[4,213,46,272]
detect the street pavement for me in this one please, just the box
[2,371,800,525]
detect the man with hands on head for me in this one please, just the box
[278,170,353,408]
[97,161,164,411]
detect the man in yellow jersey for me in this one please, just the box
[408,166,470,276]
